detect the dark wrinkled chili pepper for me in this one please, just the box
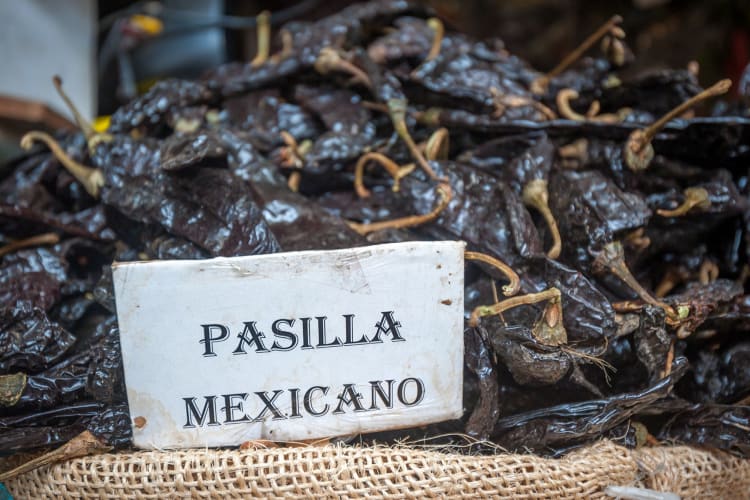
[491,358,687,453]
[0,303,75,374]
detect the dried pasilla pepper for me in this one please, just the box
[463,326,499,441]
[457,133,560,258]
[491,358,687,453]
[407,37,544,119]
[659,404,750,456]
[206,0,426,97]
[288,84,376,178]
[546,169,669,317]
[223,89,321,152]
[678,342,750,404]
[108,79,216,135]
[220,130,366,251]
[0,303,75,374]
[20,90,279,257]
[0,402,131,454]
[0,315,124,415]
[353,160,543,270]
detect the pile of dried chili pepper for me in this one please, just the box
[1,0,749,464]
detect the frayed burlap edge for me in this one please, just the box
[4,440,749,499]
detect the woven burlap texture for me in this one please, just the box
[5,440,750,499]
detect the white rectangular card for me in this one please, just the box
[113,241,465,449]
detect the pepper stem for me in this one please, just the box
[347,183,451,235]
[0,372,27,406]
[424,127,449,161]
[21,131,104,198]
[522,179,562,259]
[593,241,676,319]
[53,76,94,140]
[53,76,112,153]
[624,79,731,171]
[273,29,294,62]
[469,287,561,327]
[698,259,719,284]
[250,10,271,67]
[656,187,711,217]
[556,89,599,121]
[0,233,60,259]
[533,295,568,346]
[531,15,623,94]
[314,48,373,89]
[278,132,311,192]
[388,98,441,180]
[0,430,111,482]
[426,18,445,61]
[464,251,520,297]
[353,152,415,198]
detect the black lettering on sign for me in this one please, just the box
[222,393,250,424]
[316,316,342,348]
[300,317,314,349]
[304,386,330,416]
[271,319,297,351]
[343,314,368,345]
[288,388,302,419]
[333,383,366,414]
[183,396,219,427]
[370,311,405,342]
[253,390,286,421]
[199,324,229,357]
[233,321,269,354]
[397,377,425,406]
[179,378,428,428]
[369,380,395,410]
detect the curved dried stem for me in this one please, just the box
[0,430,110,482]
[464,251,520,297]
[624,79,731,171]
[388,99,441,181]
[251,10,271,67]
[531,15,623,94]
[353,152,415,198]
[558,139,589,169]
[53,76,94,140]
[288,172,301,192]
[469,287,561,327]
[21,131,104,198]
[490,88,557,120]
[623,228,650,252]
[347,183,451,235]
[655,267,684,298]
[656,187,711,217]
[424,127,449,161]
[556,89,598,121]
[53,76,112,152]
[698,260,719,284]
[687,60,700,78]
[522,179,561,259]
[593,241,677,320]
[426,18,445,61]
[315,48,373,89]
[278,131,307,169]
[272,29,294,62]
[0,233,60,259]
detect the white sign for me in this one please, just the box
[113,241,465,449]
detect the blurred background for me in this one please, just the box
[1,0,748,159]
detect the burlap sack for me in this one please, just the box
[4,440,749,498]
